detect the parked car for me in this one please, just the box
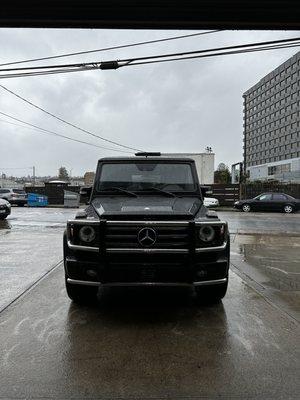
[234,192,300,213]
[204,197,219,208]
[0,198,11,220]
[0,188,27,206]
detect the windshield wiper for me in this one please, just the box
[104,187,138,197]
[146,186,177,198]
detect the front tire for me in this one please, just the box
[195,280,228,303]
[242,204,251,212]
[283,204,294,213]
[65,275,98,304]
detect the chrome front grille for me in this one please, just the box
[105,223,190,249]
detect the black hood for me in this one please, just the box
[91,196,202,220]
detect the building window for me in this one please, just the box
[268,163,291,175]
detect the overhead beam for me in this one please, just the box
[0,0,299,30]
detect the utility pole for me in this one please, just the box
[32,166,36,186]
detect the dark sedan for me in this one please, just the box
[234,192,300,213]
[0,198,11,220]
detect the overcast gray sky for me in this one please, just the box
[0,28,299,177]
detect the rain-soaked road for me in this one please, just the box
[0,208,75,311]
[0,207,299,399]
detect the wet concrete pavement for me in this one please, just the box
[0,265,299,399]
[231,234,300,322]
[218,210,300,235]
[0,208,75,312]
[0,207,300,398]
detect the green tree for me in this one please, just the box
[58,166,69,181]
[214,163,231,184]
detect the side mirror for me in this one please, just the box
[80,186,92,204]
[199,185,210,198]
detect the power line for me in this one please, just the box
[0,36,299,74]
[0,85,142,153]
[119,36,300,67]
[0,30,221,67]
[0,166,32,170]
[0,112,133,154]
[0,40,299,80]
[123,42,300,67]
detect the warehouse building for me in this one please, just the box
[162,152,214,184]
[243,51,300,182]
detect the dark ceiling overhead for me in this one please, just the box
[1,0,300,30]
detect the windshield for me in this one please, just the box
[97,162,197,193]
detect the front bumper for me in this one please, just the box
[205,203,219,208]
[9,199,27,205]
[65,244,229,287]
[66,277,228,288]
[0,207,10,217]
[233,203,242,209]
[64,219,229,287]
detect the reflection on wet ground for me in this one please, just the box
[0,208,77,311]
[231,234,300,321]
[0,267,299,400]
[3,207,76,230]
[218,210,300,234]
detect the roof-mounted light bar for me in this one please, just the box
[135,152,161,157]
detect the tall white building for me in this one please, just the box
[243,51,300,183]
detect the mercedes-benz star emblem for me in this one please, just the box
[138,227,157,247]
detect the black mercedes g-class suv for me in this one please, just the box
[64,153,230,303]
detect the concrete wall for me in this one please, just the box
[162,153,215,184]
[0,178,22,189]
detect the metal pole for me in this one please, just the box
[33,166,35,186]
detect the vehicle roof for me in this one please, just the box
[98,157,195,162]
[260,192,291,195]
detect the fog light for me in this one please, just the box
[199,225,215,242]
[87,269,97,278]
[79,225,96,243]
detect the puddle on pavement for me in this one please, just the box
[234,235,300,291]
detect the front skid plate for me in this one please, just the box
[66,278,228,287]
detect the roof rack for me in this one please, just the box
[135,152,161,157]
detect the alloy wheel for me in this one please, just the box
[284,205,293,213]
[242,204,251,212]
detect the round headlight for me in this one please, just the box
[199,225,215,242]
[79,226,96,243]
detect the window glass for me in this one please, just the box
[258,194,272,201]
[97,162,197,192]
[13,189,26,194]
[273,194,287,201]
